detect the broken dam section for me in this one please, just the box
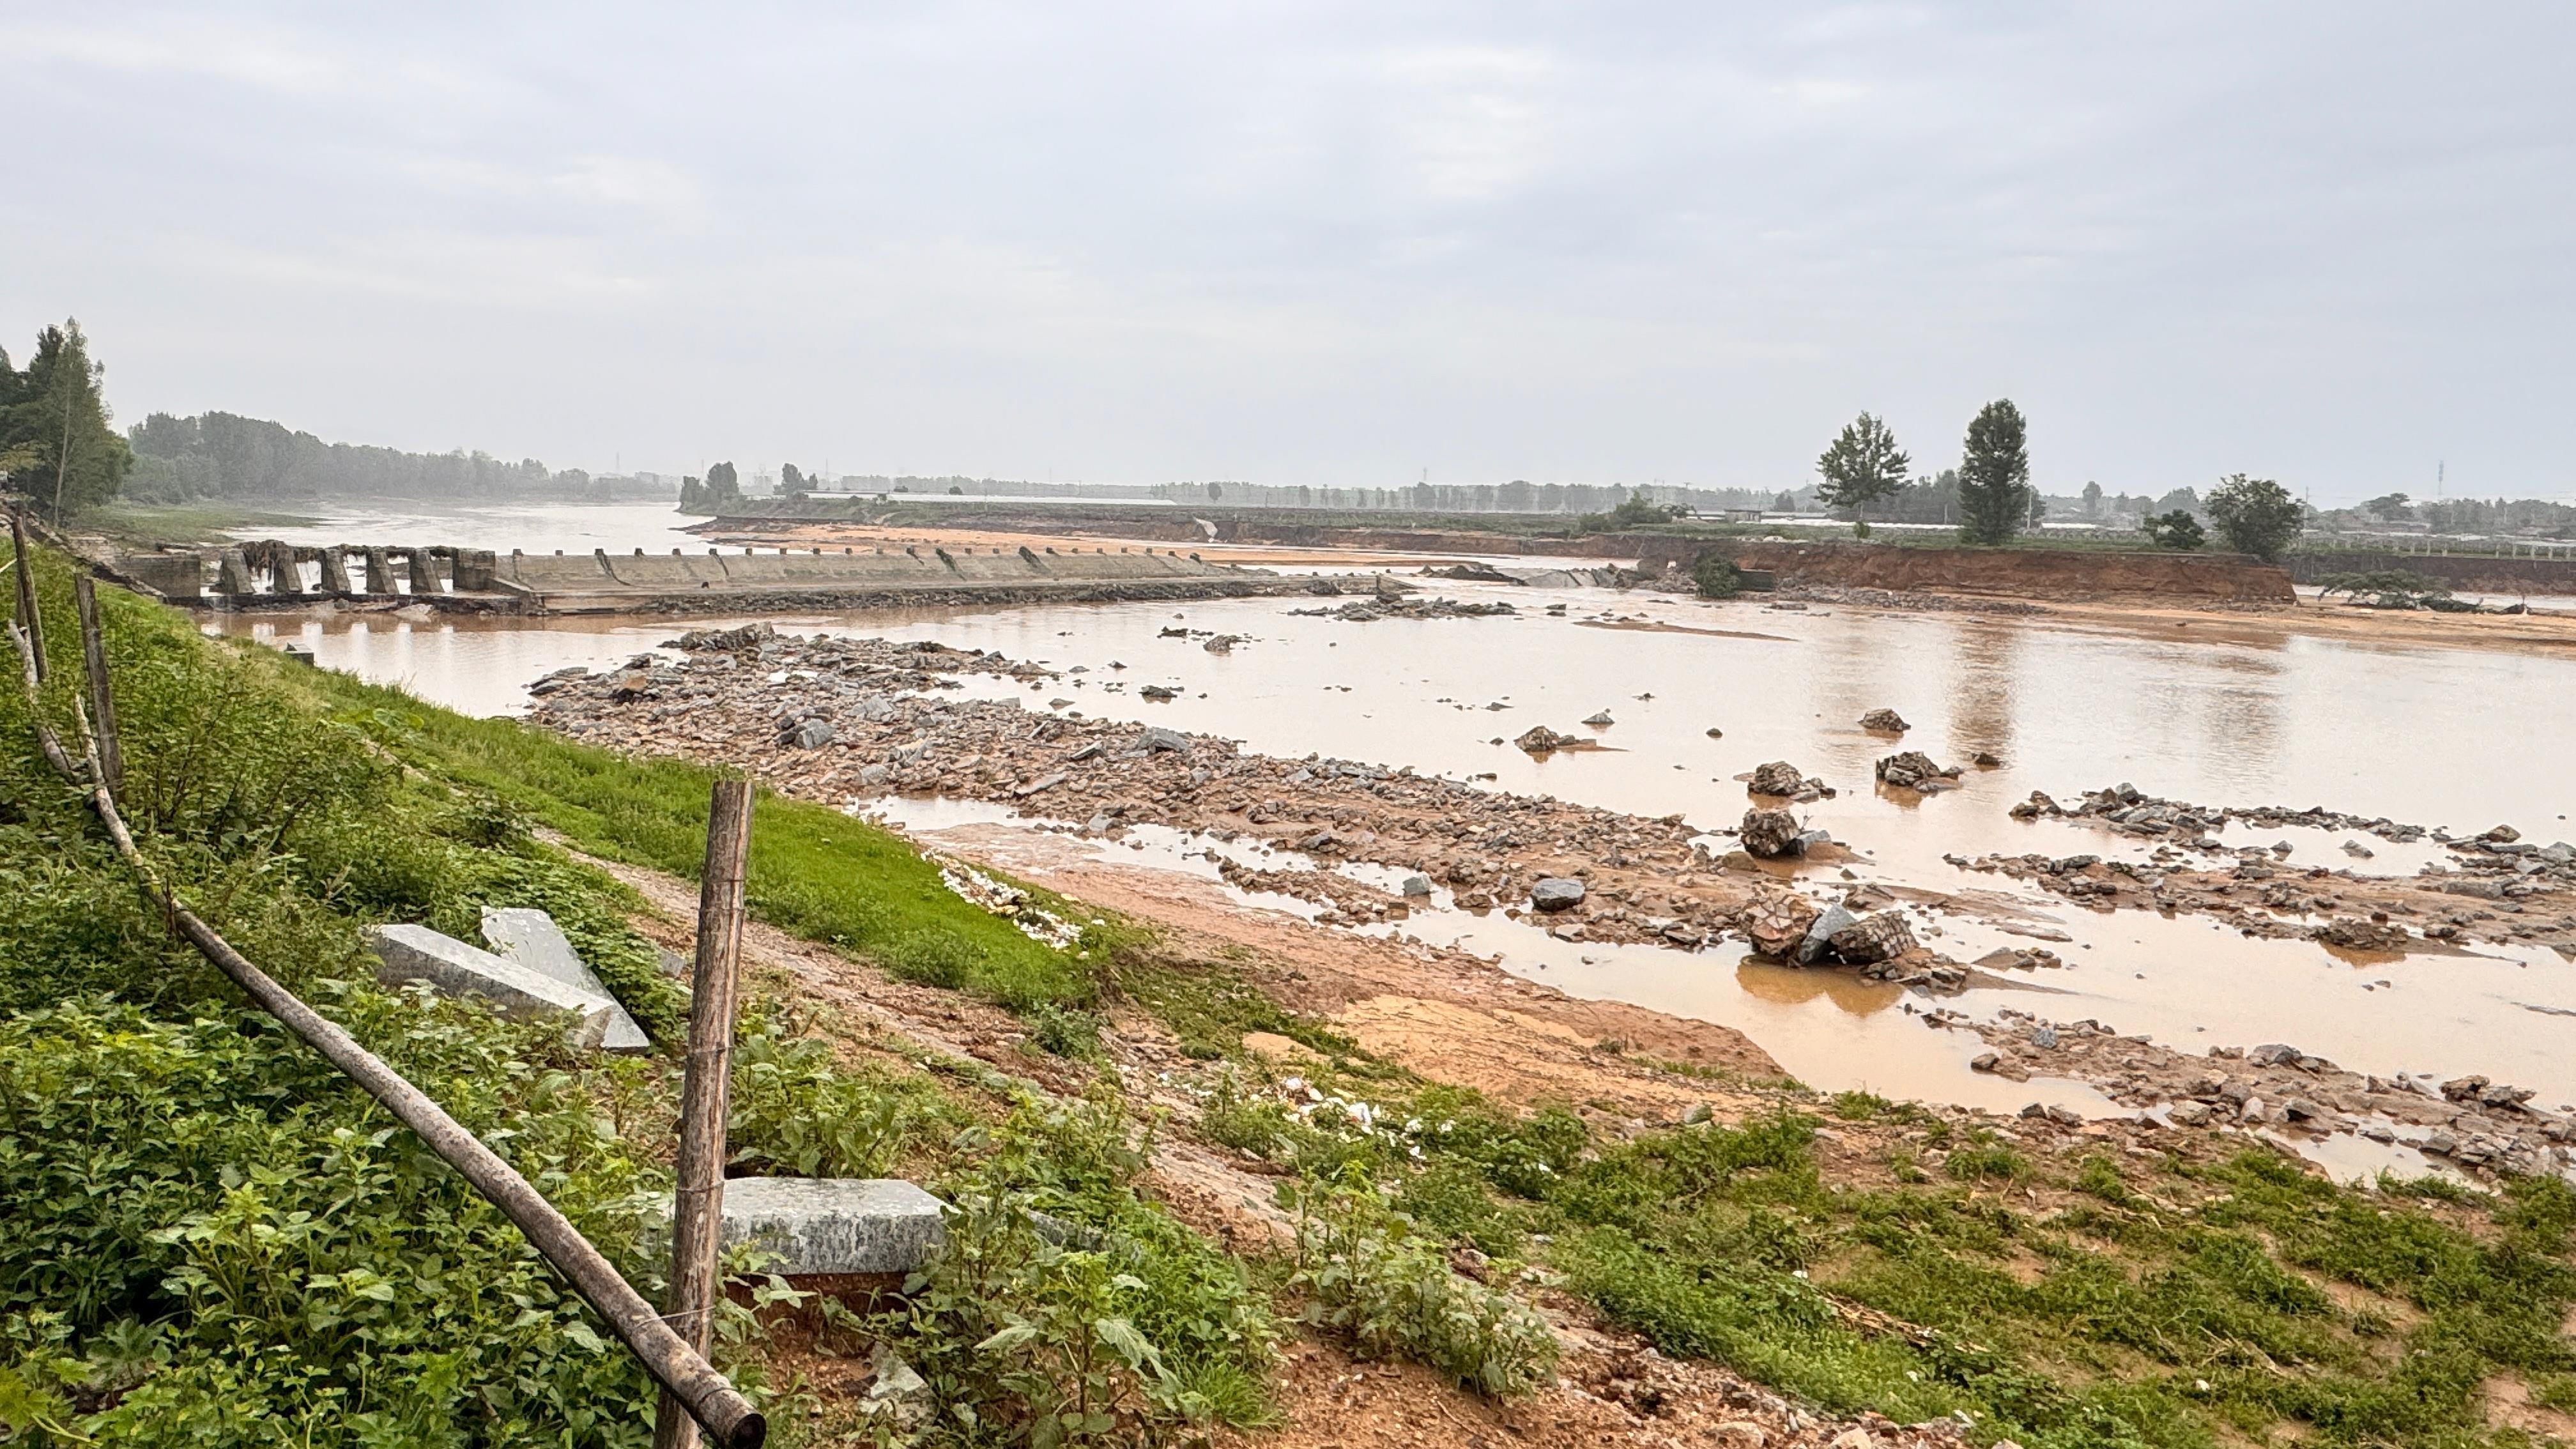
[137,539,1339,616]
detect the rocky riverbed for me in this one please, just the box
[526,622,2576,1181]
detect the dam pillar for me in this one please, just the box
[452,549,498,592]
[363,547,397,595]
[318,547,353,594]
[402,548,444,594]
[216,547,254,597]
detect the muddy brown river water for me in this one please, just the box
[210,542,2576,1153]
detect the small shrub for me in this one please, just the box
[1285,1173,1558,1397]
[1692,552,1742,599]
[1027,1002,1103,1059]
[1944,1134,2034,1187]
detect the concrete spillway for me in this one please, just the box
[145,540,1338,615]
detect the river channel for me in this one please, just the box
[208,506,2576,1154]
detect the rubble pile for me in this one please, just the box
[1873,751,1962,792]
[1747,760,1834,802]
[1965,1014,2576,1180]
[1287,597,1516,622]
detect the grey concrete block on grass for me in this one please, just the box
[364,923,624,1053]
[715,1177,947,1276]
[479,907,650,1051]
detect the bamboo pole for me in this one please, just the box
[10,512,41,680]
[13,587,765,1448]
[72,574,121,794]
[656,779,756,1449]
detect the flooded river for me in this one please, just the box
[210,507,2576,1144]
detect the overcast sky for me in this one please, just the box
[6,3,2570,502]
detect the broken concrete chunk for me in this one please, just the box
[365,923,632,1052]
[479,907,650,1052]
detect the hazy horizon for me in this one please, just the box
[7,3,2572,504]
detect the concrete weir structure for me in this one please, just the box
[159,538,1335,615]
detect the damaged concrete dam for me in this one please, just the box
[125,537,1344,615]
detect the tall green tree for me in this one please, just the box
[1,320,133,520]
[1814,412,1909,533]
[1955,399,2031,545]
[2205,473,2304,561]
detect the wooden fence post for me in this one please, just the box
[656,779,756,1449]
[9,512,40,682]
[73,574,121,794]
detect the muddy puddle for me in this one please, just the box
[213,572,2576,1159]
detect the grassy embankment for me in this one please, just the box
[7,544,2575,1447]
[0,548,1426,1446]
[68,502,323,548]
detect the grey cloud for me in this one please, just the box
[3,1,2570,500]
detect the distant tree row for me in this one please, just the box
[121,411,666,503]
[1809,404,2310,559]
[0,319,131,521]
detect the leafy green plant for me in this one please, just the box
[1284,1171,1557,1397]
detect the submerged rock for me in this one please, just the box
[1874,751,1961,790]
[1858,708,1910,732]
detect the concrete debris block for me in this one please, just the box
[1874,751,1961,790]
[365,924,629,1051]
[1747,760,1805,796]
[1530,877,1586,912]
[1858,708,1909,732]
[1798,903,1859,964]
[859,1344,930,1427]
[716,1177,947,1275]
[479,907,650,1052]
[1739,807,1802,859]
[1827,910,1917,965]
[1400,873,1434,897]
[1737,889,1820,958]
[1138,724,1191,754]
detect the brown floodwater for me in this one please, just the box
[211,556,2576,1147]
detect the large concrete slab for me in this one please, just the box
[364,923,624,1052]
[709,1177,948,1275]
[479,907,650,1052]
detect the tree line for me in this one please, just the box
[123,411,664,503]
[0,320,131,521]
[1813,402,2306,560]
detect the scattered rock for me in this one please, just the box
[1739,807,1804,859]
[1515,725,1585,755]
[1583,710,1616,726]
[1858,708,1909,732]
[1874,751,1961,791]
[1138,725,1191,755]
[1530,877,1587,912]
[785,717,837,749]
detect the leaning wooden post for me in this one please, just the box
[8,512,41,682]
[72,574,122,794]
[656,778,756,1449]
